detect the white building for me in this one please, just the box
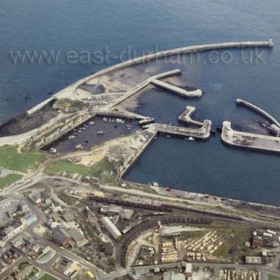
[101,217,122,240]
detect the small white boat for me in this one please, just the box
[97,131,104,135]
[75,144,83,149]
[188,137,195,141]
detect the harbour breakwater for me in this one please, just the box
[221,98,280,154]
[221,121,280,153]
[0,40,273,148]
[236,98,280,128]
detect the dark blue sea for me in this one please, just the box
[1,0,280,205]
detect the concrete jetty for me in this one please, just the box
[149,79,202,97]
[236,99,280,128]
[178,106,204,126]
[221,121,280,153]
[96,109,155,124]
[145,120,212,139]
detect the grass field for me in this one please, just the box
[90,157,117,184]
[47,160,90,176]
[18,262,30,271]
[0,174,22,189]
[47,157,116,183]
[268,275,280,280]
[58,193,79,205]
[90,158,115,178]
[0,146,45,172]
[38,274,57,280]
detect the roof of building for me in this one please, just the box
[68,228,86,245]
[63,213,75,223]
[52,226,70,245]
[245,256,262,264]
[101,217,122,239]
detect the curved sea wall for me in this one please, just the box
[0,114,68,147]
[236,98,280,128]
[75,40,273,88]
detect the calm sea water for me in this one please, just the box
[1,0,280,205]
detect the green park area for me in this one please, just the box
[38,274,57,280]
[0,146,45,172]
[268,275,280,280]
[47,157,116,183]
[0,174,22,189]
[47,160,90,176]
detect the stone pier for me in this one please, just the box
[221,121,280,153]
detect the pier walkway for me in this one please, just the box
[236,99,280,128]
[221,121,280,153]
